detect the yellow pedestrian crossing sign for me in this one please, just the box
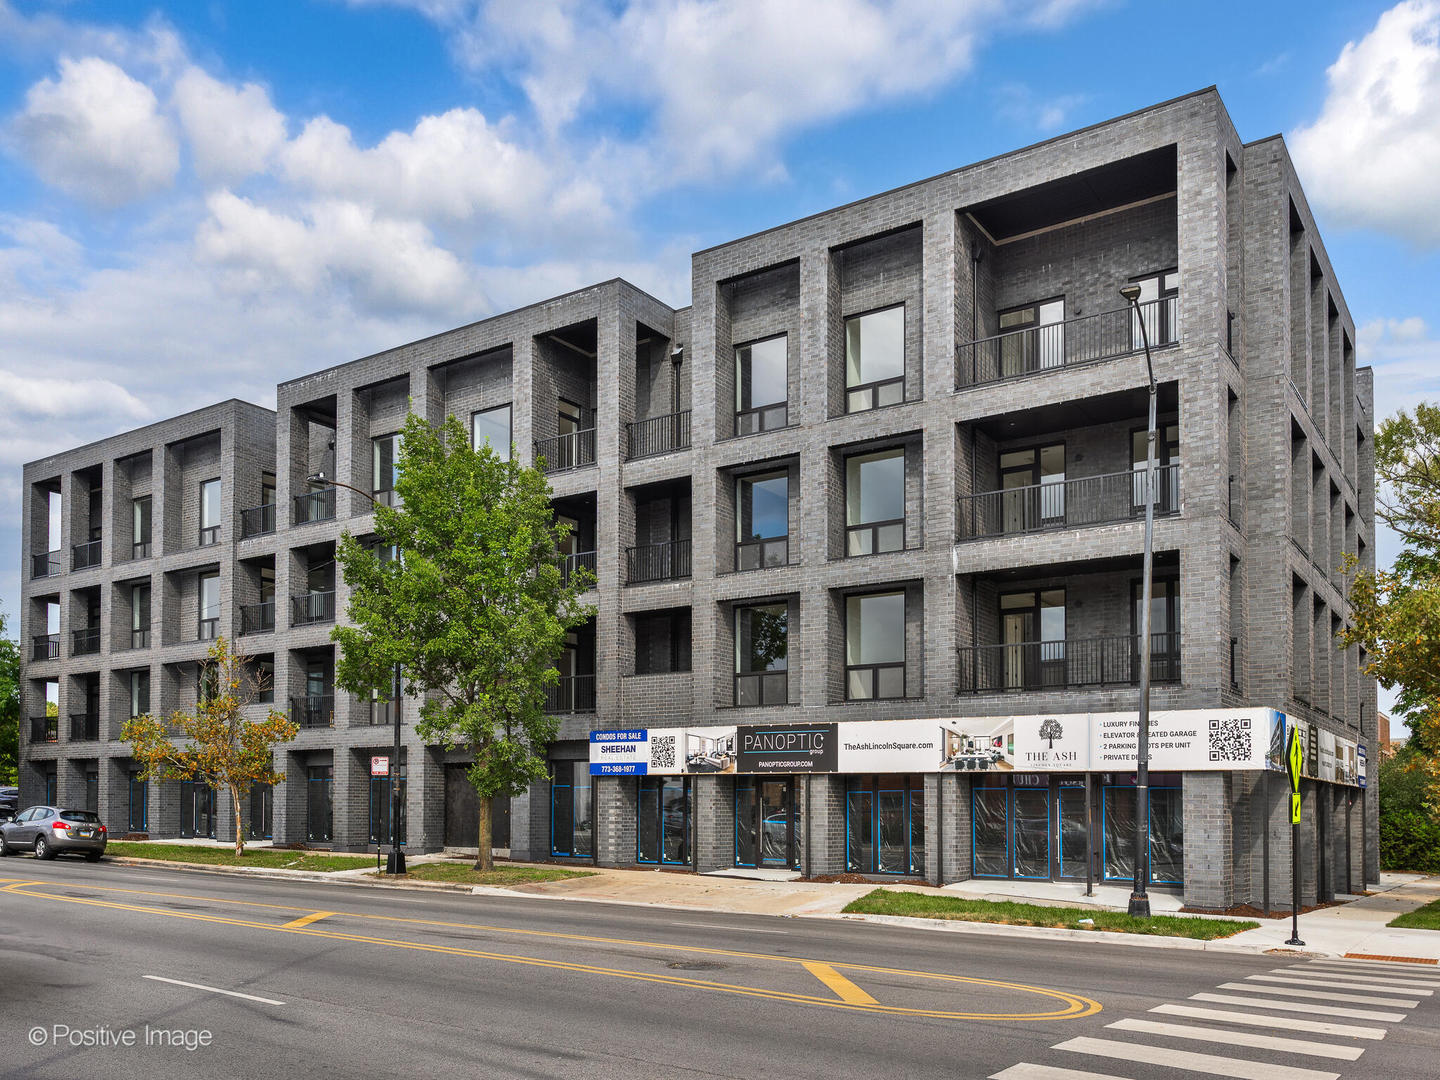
[1291,792,1301,824]
[1287,726,1303,793]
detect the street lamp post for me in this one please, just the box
[308,472,406,875]
[1118,286,1156,919]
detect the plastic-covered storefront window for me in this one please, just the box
[972,788,1008,877]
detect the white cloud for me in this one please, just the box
[1291,1,1440,245]
[995,83,1088,133]
[11,56,179,207]
[1356,315,1440,421]
[0,370,150,421]
[172,66,286,182]
[196,190,476,313]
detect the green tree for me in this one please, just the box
[1339,402,1440,810]
[122,638,297,855]
[334,411,593,871]
[0,610,18,785]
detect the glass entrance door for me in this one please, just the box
[1012,786,1050,878]
[638,776,691,865]
[735,777,796,869]
[1057,783,1089,880]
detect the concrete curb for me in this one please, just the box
[106,857,479,893]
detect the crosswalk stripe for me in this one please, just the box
[1291,965,1440,988]
[1257,973,1432,996]
[1150,1003,1386,1040]
[989,1065,1129,1080]
[1308,960,1440,977]
[1222,981,1420,1007]
[1106,1018,1365,1061]
[1190,993,1406,1022]
[1052,1035,1341,1080]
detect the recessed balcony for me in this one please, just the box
[957,465,1179,541]
[958,633,1182,693]
[627,410,691,460]
[626,539,691,585]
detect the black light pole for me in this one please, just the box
[308,471,406,875]
[1119,286,1156,918]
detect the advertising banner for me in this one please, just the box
[833,718,1014,774]
[1318,729,1337,784]
[589,726,737,776]
[1358,743,1367,788]
[1013,708,1282,772]
[736,724,837,773]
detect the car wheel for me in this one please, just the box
[0,837,9,857]
[84,852,102,863]
[35,835,55,860]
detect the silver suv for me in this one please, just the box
[0,806,108,861]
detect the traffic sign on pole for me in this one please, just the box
[1285,722,1305,946]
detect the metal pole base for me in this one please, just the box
[1127,893,1152,918]
[1285,937,1306,947]
[386,850,407,875]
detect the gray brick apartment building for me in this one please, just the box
[17,88,1377,910]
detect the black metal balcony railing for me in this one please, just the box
[847,376,904,413]
[131,627,150,650]
[32,550,62,579]
[30,716,58,743]
[627,410,691,459]
[133,540,152,559]
[956,465,1180,540]
[535,429,597,473]
[71,626,100,656]
[545,675,596,714]
[198,524,221,546]
[290,695,334,728]
[846,518,905,557]
[240,601,276,635]
[198,617,220,641]
[736,402,787,436]
[561,550,597,587]
[956,297,1179,388]
[735,670,788,707]
[626,539,692,584]
[845,662,906,701]
[31,633,60,661]
[294,488,337,525]
[736,536,789,571]
[292,590,336,627]
[240,503,276,538]
[70,714,100,742]
[957,633,1182,693]
[72,539,102,571]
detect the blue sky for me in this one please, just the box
[2,0,1438,724]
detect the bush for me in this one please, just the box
[1379,744,1440,873]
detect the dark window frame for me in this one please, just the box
[844,302,907,413]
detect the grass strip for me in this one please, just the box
[106,841,375,873]
[842,888,1259,939]
[385,862,596,886]
[1389,897,1440,930]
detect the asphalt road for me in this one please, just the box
[2,858,1438,1080]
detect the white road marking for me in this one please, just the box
[1150,1003,1386,1040]
[1106,1018,1364,1061]
[1190,992,1406,1022]
[990,1065,1129,1080]
[1254,973,1431,996]
[1053,1035,1340,1080]
[1290,965,1440,988]
[142,975,284,1006]
[671,922,788,934]
[1306,960,1440,976]
[1221,981,1420,1007]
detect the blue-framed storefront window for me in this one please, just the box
[369,763,407,846]
[845,774,924,875]
[637,775,690,865]
[550,760,593,859]
[1101,782,1183,886]
[971,782,1009,878]
[734,777,797,869]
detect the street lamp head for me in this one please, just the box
[307,471,326,484]
[1119,284,1143,305]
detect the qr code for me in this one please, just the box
[1208,716,1252,762]
[651,734,677,770]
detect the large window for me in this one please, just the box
[128,670,150,718]
[131,583,151,648]
[369,758,407,846]
[1133,576,1181,682]
[735,603,788,706]
[999,589,1066,690]
[249,783,273,840]
[846,774,923,874]
[473,405,512,462]
[1102,782,1183,885]
[198,573,220,641]
[999,443,1065,532]
[550,760,593,858]
[845,591,906,700]
[1131,423,1180,513]
[132,497,152,558]
[1129,269,1179,347]
[127,771,148,832]
[736,470,789,570]
[199,479,221,546]
[307,765,333,842]
[735,335,788,434]
[372,433,401,504]
[845,305,905,412]
[637,775,690,865]
[845,448,905,556]
[998,298,1065,376]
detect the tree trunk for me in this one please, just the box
[474,795,493,871]
[231,785,245,857]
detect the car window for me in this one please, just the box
[13,809,34,822]
[35,808,54,820]
[60,811,100,823]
